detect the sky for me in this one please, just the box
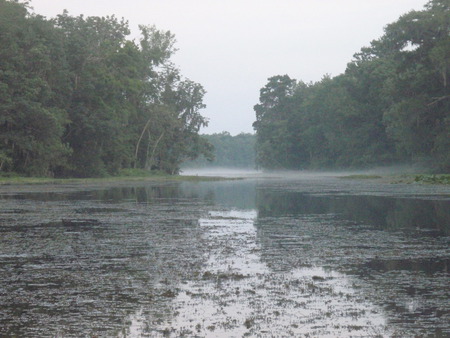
[30,0,427,135]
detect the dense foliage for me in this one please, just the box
[0,0,211,177]
[253,0,449,172]
[183,132,255,168]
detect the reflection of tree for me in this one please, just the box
[256,190,450,234]
[92,184,184,203]
[365,258,449,276]
[0,184,208,337]
[179,181,257,210]
[254,189,450,335]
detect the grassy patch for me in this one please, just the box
[0,172,237,186]
[117,168,166,177]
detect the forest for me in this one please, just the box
[0,0,212,177]
[183,132,255,168]
[2,0,448,177]
[253,0,449,172]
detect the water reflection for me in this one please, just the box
[257,190,450,234]
[132,209,389,337]
[0,184,209,337]
[364,258,449,275]
[0,178,449,336]
[254,187,450,336]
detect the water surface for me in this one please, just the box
[0,174,449,336]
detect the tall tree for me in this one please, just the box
[253,75,296,169]
[0,0,71,176]
[0,2,211,177]
[374,0,450,169]
[55,12,136,176]
[253,0,449,172]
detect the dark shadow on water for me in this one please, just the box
[254,187,450,336]
[256,190,450,234]
[364,258,450,275]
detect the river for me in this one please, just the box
[0,171,449,336]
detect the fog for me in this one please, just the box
[181,165,425,179]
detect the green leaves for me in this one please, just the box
[0,0,71,176]
[139,25,177,66]
[253,0,450,172]
[0,1,209,177]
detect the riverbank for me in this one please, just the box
[1,170,448,190]
[0,171,238,187]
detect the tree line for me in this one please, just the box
[253,0,449,172]
[183,132,255,168]
[0,0,212,177]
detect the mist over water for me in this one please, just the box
[181,164,426,179]
[181,167,263,178]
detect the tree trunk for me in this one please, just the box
[134,118,153,168]
[146,131,164,170]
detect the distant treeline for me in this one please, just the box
[183,132,255,168]
[0,0,211,177]
[253,0,449,172]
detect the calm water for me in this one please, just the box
[0,173,449,336]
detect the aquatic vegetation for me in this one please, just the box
[414,174,450,185]
[0,176,448,336]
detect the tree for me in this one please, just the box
[0,0,71,176]
[373,0,450,169]
[54,12,136,176]
[253,0,449,172]
[253,75,296,169]
[0,3,211,177]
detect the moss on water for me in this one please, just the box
[413,174,450,185]
[340,173,450,185]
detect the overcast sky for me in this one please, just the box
[30,0,426,135]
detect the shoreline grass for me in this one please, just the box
[2,171,448,186]
[0,173,238,186]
